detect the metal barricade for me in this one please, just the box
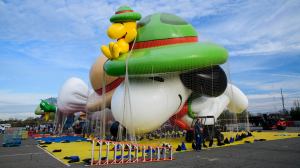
[90,139,173,165]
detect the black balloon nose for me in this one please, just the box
[180,65,227,97]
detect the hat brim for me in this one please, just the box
[104,42,228,76]
[110,12,141,23]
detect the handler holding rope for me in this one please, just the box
[194,119,203,151]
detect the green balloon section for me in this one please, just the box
[110,5,142,23]
[104,13,228,76]
[137,13,197,42]
[40,100,56,112]
[35,99,57,121]
[34,106,44,115]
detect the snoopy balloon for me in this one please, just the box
[103,12,248,134]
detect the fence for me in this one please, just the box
[91,140,173,165]
[2,128,22,147]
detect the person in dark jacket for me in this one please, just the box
[194,119,203,151]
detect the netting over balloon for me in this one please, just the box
[53,6,249,142]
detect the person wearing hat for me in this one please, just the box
[101,6,141,59]
[194,118,203,151]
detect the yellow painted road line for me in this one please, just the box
[37,145,71,167]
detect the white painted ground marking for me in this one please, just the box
[200,157,219,162]
[208,158,219,161]
[0,152,43,158]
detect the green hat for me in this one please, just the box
[104,13,228,76]
[110,6,141,23]
[34,106,44,115]
[40,100,56,112]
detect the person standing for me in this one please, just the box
[194,119,203,151]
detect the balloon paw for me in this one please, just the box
[111,44,121,59]
[101,45,113,59]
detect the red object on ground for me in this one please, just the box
[286,121,294,127]
[28,131,34,137]
[277,120,287,127]
[31,134,51,138]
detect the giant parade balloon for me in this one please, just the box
[34,98,57,121]
[57,77,89,114]
[88,56,124,111]
[83,5,249,134]
[103,11,232,134]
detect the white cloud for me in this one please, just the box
[2,0,298,66]
[0,111,37,120]
[247,92,300,113]
[1,0,299,53]
[0,0,237,42]
[234,72,300,113]
[247,93,282,100]
[0,0,112,42]
[133,0,231,19]
[0,90,55,119]
[0,0,240,71]
[255,78,300,92]
[230,41,300,57]
[0,90,55,106]
[15,41,98,70]
[198,0,300,57]
[1,0,300,117]
[0,90,56,120]
[271,73,300,79]
[232,71,300,92]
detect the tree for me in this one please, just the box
[0,117,42,127]
[290,99,300,120]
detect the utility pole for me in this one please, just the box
[280,88,286,113]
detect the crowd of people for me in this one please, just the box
[25,124,54,134]
[143,129,187,140]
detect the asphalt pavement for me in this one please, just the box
[0,128,299,168]
[0,136,64,168]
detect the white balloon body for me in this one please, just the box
[87,108,113,120]
[182,83,248,126]
[111,75,191,134]
[57,77,89,114]
[224,83,249,113]
[188,95,230,125]
[86,89,114,112]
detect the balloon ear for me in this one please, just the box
[180,65,227,97]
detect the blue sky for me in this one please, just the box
[0,0,300,119]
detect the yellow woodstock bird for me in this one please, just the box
[101,6,141,59]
